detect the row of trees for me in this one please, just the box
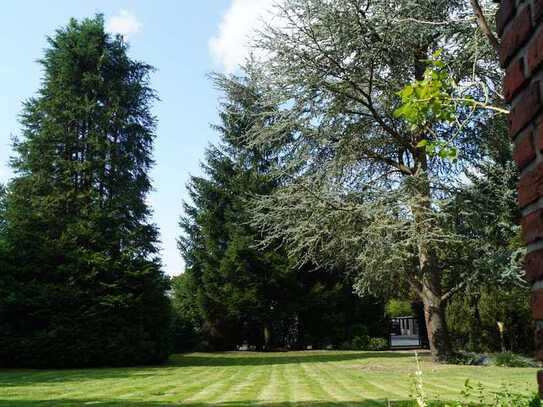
[0,0,532,367]
[175,0,530,361]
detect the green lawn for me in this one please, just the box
[0,351,537,406]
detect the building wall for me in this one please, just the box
[497,0,543,396]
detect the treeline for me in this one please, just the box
[0,0,534,368]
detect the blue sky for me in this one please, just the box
[0,0,274,275]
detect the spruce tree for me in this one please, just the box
[179,76,289,349]
[0,15,171,368]
[178,74,386,350]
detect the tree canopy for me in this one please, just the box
[222,0,512,360]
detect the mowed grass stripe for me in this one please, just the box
[331,366,407,403]
[184,364,255,403]
[255,360,285,403]
[310,361,369,405]
[176,366,235,403]
[286,357,316,403]
[298,361,336,402]
[0,351,538,406]
[290,360,326,402]
[215,363,269,402]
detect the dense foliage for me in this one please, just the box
[220,0,514,360]
[0,16,171,368]
[176,75,386,351]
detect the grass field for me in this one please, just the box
[0,351,538,406]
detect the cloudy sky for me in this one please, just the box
[0,0,275,276]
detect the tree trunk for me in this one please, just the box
[411,145,452,361]
[421,281,451,361]
[263,324,271,351]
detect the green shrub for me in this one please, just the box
[449,352,490,366]
[367,337,388,351]
[446,287,533,354]
[493,352,537,368]
[351,335,370,350]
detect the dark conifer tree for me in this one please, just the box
[178,74,386,350]
[179,75,287,349]
[0,15,171,368]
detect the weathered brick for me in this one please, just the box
[496,0,515,36]
[513,132,535,169]
[533,289,543,319]
[519,163,543,207]
[509,82,542,137]
[534,0,543,23]
[527,26,543,74]
[500,6,533,67]
[526,249,543,282]
[536,121,543,151]
[522,209,543,244]
[504,57,526,102]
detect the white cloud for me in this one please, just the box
[209,0,276,73]
[106,10,142,39]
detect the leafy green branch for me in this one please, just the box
[394,50,508,161]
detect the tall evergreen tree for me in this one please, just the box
[0,15,171,368]
[178,74,385,350]
[179,75,290,349]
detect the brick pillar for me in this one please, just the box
[497,0,543,397]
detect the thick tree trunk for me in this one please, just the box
[421,281,451,361]
[411,142,452,361]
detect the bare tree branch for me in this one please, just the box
[470,0,500,53]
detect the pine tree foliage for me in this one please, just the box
[178,74,386,350]
[0,15,171,368]
[179,75,285,349]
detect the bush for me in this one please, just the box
[493,352,537,368]
[338,336,388,351]
[367,337,388,351]
[449,352,490,366]
[447,287,533,354]
[351,335,370,350]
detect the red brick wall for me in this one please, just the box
[498,0,543,396]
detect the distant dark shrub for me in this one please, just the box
[449,352,490,366]
[351,335,371,350]
[493,352,537,368]
[367,337,388,351]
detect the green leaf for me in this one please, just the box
[416,140,428,148]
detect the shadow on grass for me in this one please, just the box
[170,351,415,367]
[0,368,159,387]
[0,399,429,407]
[0,351,417,387]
